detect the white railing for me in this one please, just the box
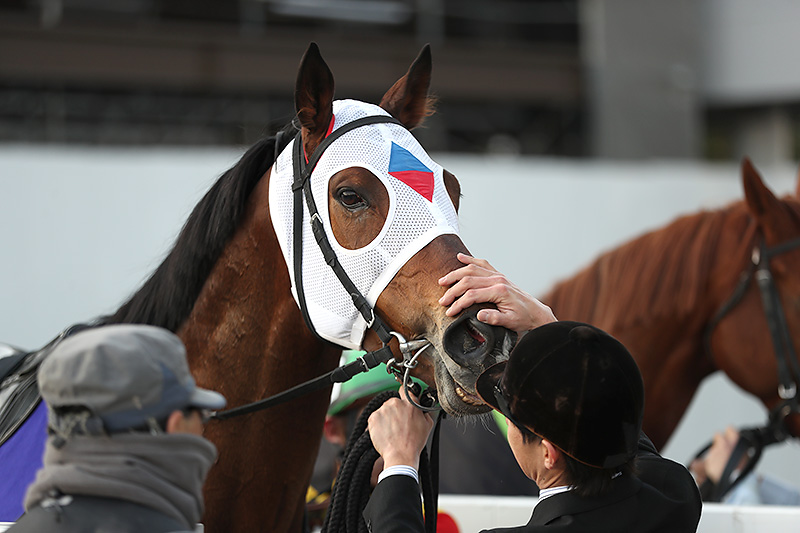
[436,495,800,532]
[3,502,799,532]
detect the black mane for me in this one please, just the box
[103,125,296,331]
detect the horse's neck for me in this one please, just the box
[547,210,751,341]
[178,173,340,401]
[545,207,755,447]
[177,173,341,532]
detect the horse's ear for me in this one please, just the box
[742,157,785,239]
[295,42,335,156]
[443,170,461,213]
[380,45,435,130]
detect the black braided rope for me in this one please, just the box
[322,390,438,533]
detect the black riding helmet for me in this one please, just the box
[475,321,644,469]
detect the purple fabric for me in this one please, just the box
[0,401,47,521]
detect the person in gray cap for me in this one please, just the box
[361,256,702,532]
[8,324,226,533]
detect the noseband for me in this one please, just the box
[698,233,800,501]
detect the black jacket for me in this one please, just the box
[363,434,702,533]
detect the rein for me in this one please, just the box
[211,346,393,421]
[321,390,443,533]
[696,233,800,501]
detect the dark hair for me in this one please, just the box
[519,426,542,445]
[115,415,170,435]
[562,454,638,497]
[103,123,296,331]
[519,426,637,498]
[47,405,168,438]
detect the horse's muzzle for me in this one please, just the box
[442,307,511,371]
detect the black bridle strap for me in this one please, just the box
[211,345,395,421]
[703,262,756,358]
[698,425,768,502]
[764,235,800,259]
[292,130,320,341]
[705,235,800,399]
[695,233,800,501]
[755,237,800,399]
[292,115,405,346]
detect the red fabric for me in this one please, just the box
[389,170,434,202]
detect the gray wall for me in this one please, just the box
[581,0,702,158]
[702,0,800,104]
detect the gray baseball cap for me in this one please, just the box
[39,324,226,434]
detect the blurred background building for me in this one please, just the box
[2,0,798,163]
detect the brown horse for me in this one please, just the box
[544,159,800,450]
[94,44,514,532]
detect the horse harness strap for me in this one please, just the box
[698,234,800,501]
[706,235,800,406]
[695,422,779,502]
[292,115,405,348]
[322,391,443,533]
[754,236,800,402]
[211,345,394,421]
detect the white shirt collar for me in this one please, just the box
[533,485,573,509]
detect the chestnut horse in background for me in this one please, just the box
[0,44,514,532]
[544,159,800,450]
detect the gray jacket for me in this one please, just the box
[7,494,195,533]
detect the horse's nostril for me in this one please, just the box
[466,321,486,345]
[443,309,500,368]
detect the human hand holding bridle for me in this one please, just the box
[367,393,434,471]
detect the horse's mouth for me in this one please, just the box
[430,352,492,415]
[401,341,487,412]
[455,385,484,406]
[411,312,514,415]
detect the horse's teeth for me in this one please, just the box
[455,385,483,406]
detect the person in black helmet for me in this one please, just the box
[362,256,702,532]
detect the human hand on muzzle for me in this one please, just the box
[438,253,557,335]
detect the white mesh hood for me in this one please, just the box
[269,100,460,349]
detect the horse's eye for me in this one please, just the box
[337,188,367,210]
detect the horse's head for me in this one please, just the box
[711,158,800,438]
[269,43,514,416]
